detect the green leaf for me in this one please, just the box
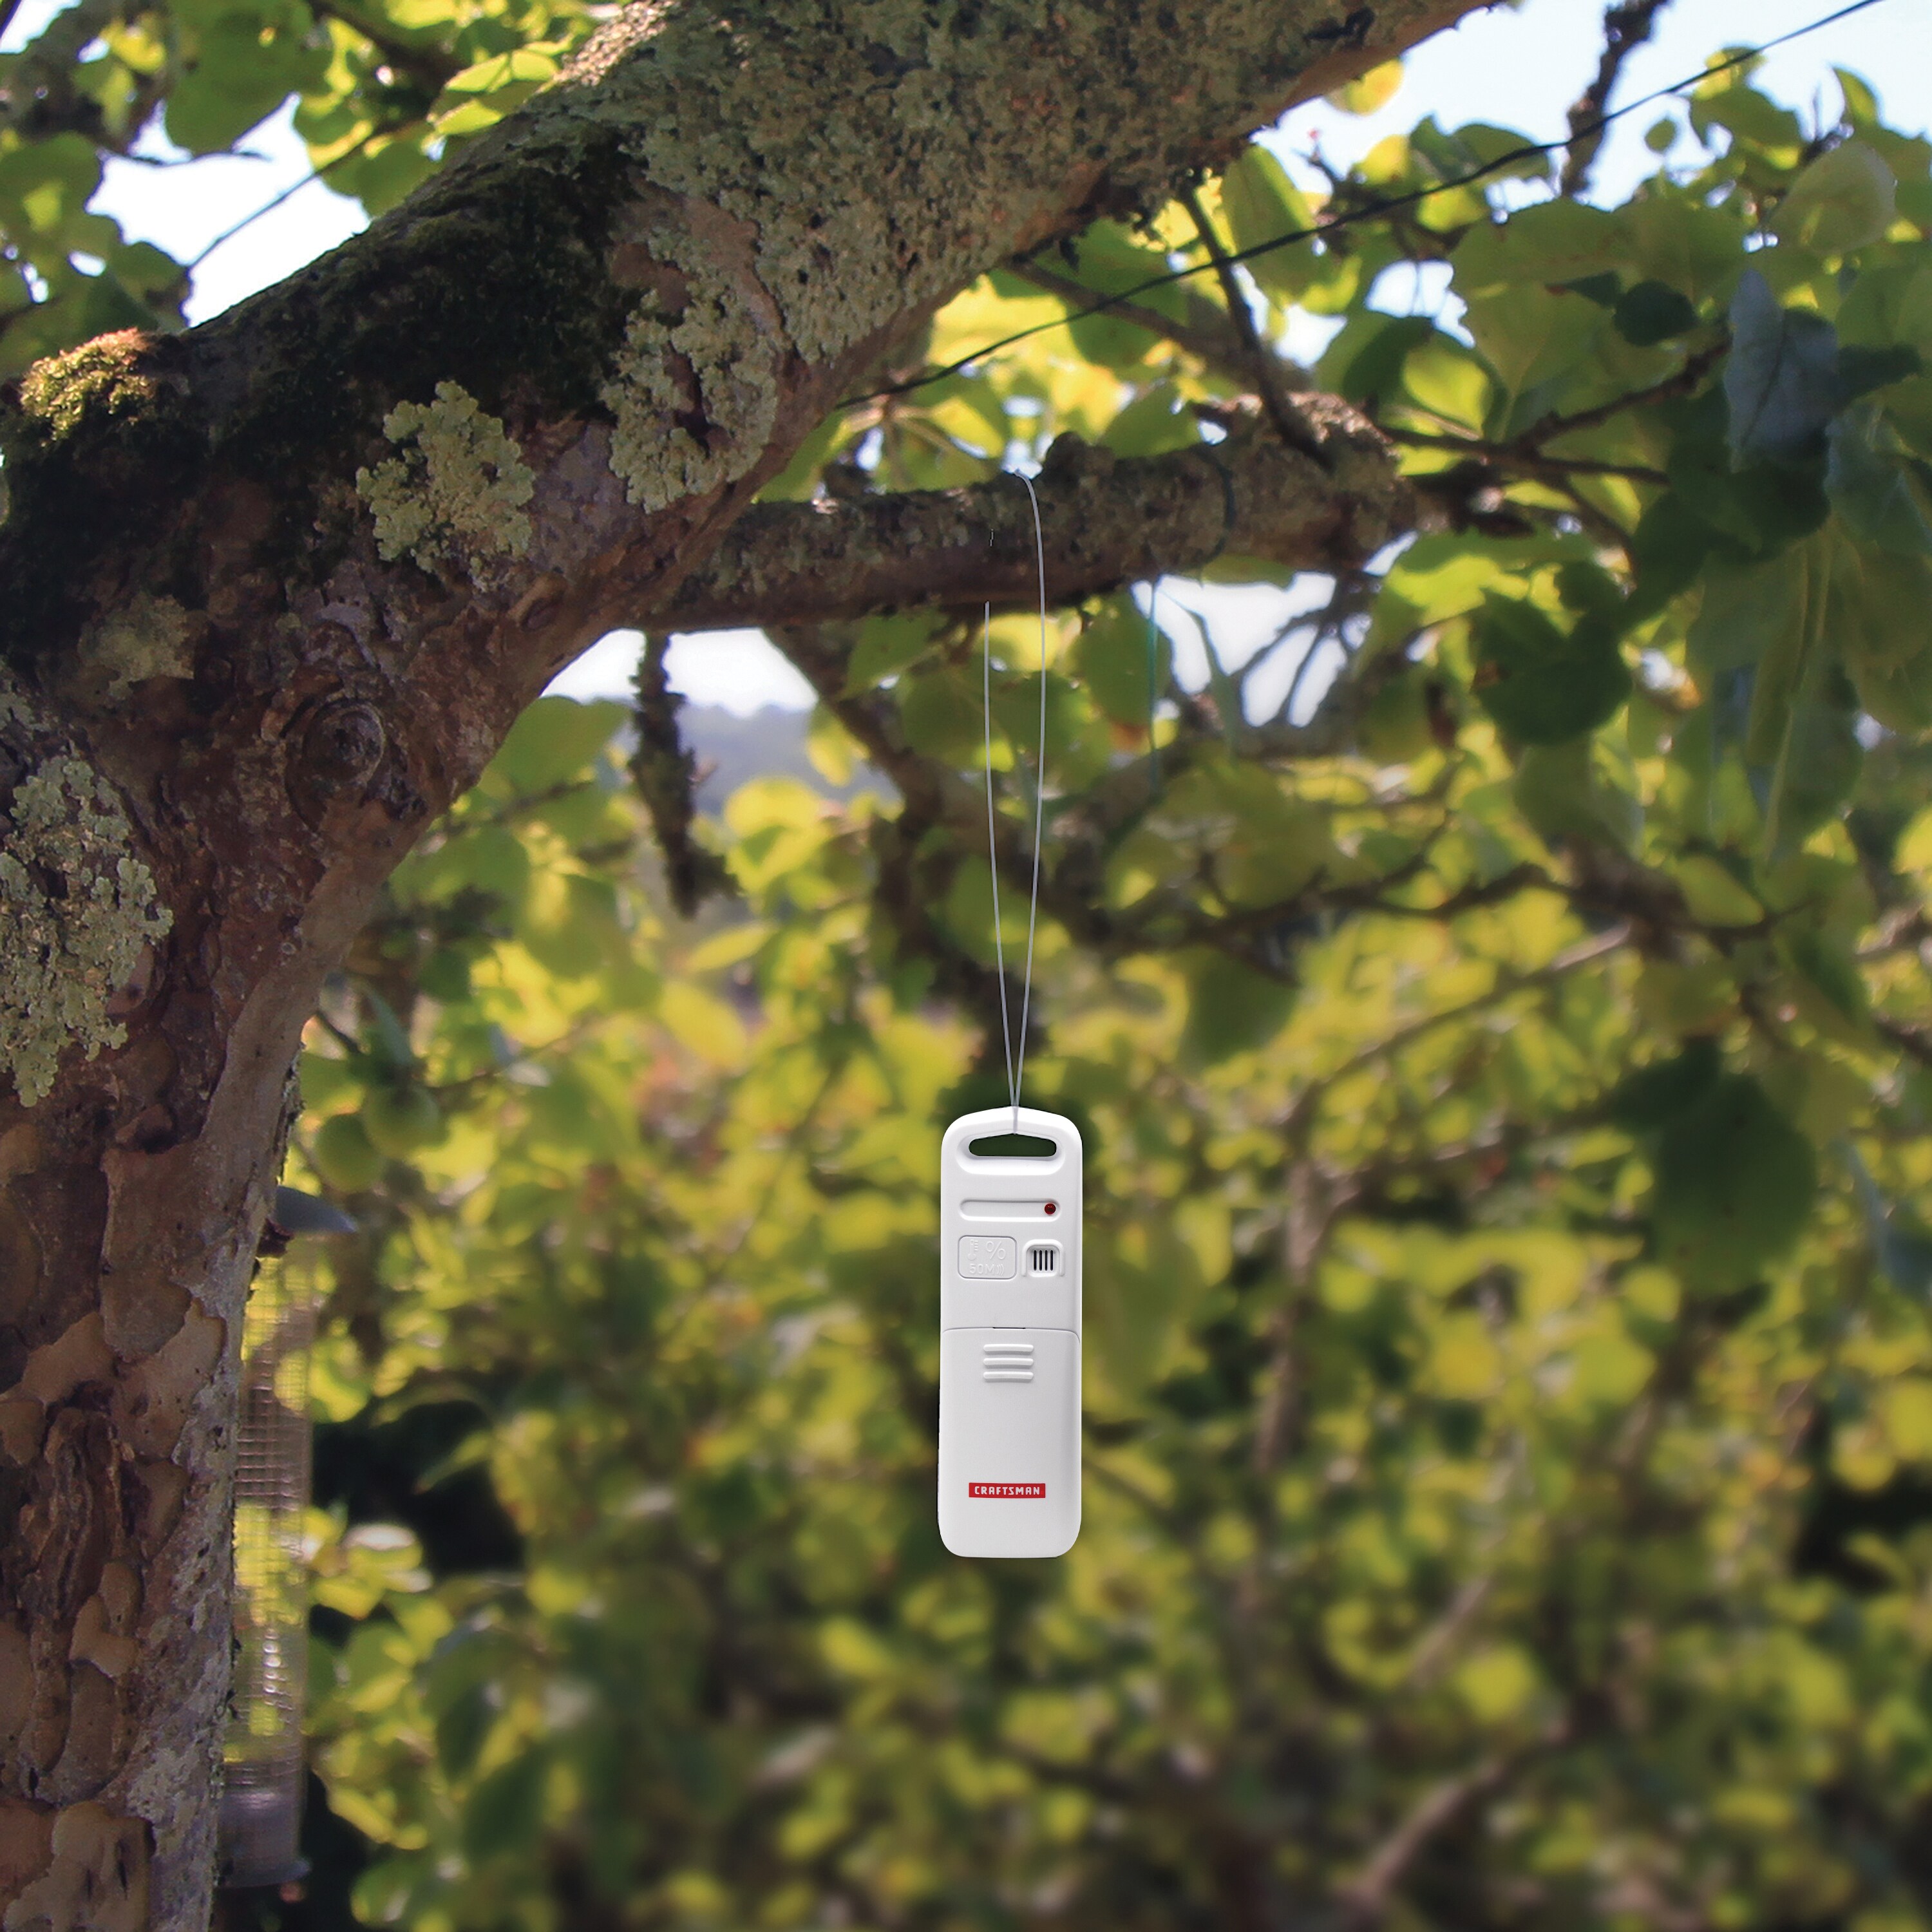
[1651,1074,1818,1290]
[1454,199,1628,300]
[1725,269,1844,466]
[1613,279,1698,348]
[1687,547,1806,681]
[1463,283,1605,406]
[311,1112,384,1192]
[1690,79,1806,163]
[844,612,942,694]
[439,45,558,95]
[1565,272,1624,309]
[0,133,103,234]
[462,1752,548,1864]
[755,406,849,503]
[1340,314,1434,407]
[1326,59,1402,117]
[1401,334,1492,430]
[1771,140,1897,255]
[490,697,623,794]
[1622,193,1748,307]
[1470,596,1631,746]
[1512,738,1642,853]
[1674,852,1765,927]
[1836,67,1883,133]
[1180,950,1294,1065]
[897,665,983,763]
[1830,537,1932,732]
[1629,492,1717,614]
[1609,1037,1722,1132]
[166,16,327,155]
[1074,596,1168,728]
[1763,654,1862,857]
[1689,536,1853,854]
[1099,381,1199,457]
[362,1083,443,1156]
[1826,403,1932,553]
[1218,146,1316,302]
[1837,343,1924,404]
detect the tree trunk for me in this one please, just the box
[0,0,1479,1921]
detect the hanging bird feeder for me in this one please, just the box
[218,1185,356,1893]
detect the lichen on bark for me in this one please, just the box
[581,3,1116,372]
[603,238,782,511]
[355,380,536,582]
[76,592,195,701]
[0,750,172,1106]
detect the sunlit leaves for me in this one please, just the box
[1218,144,1319,303]
[1772,140,1899,256]
[1072,594,1168,729]
[1325,58,1403,117]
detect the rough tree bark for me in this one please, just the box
[0,0,1484,1922]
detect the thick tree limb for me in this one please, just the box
[659,403,1415,632]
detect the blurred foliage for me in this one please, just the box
[17,0,1932,1921]
[0,0,593,371]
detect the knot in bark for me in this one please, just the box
[297,702,385,796]
[287,699,388,830]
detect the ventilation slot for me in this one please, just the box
[983,1340,1035,1383]
[1026,1244,1060,1277]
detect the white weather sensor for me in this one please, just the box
[938,1107,1081,1558]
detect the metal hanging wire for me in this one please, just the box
[983,474,1050,1136]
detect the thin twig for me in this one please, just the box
[1338,1752,1516,1926]
[1181,185,1327,462]
[187,127,381,270]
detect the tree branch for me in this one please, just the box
[1180,184,1327,461]
[1338,1744,1530,1927]
[629,632,732,916]
[658,404,1413,632]
[1562,1,1674,199]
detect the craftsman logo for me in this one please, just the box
[969,1481,1046,1499]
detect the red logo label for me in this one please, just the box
[969,1482,1046,1499]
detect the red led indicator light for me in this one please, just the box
[1045,1201,1057,1215]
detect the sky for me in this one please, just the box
[7,0,1928,714]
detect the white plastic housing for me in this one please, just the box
[938,1106,1081,1558]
